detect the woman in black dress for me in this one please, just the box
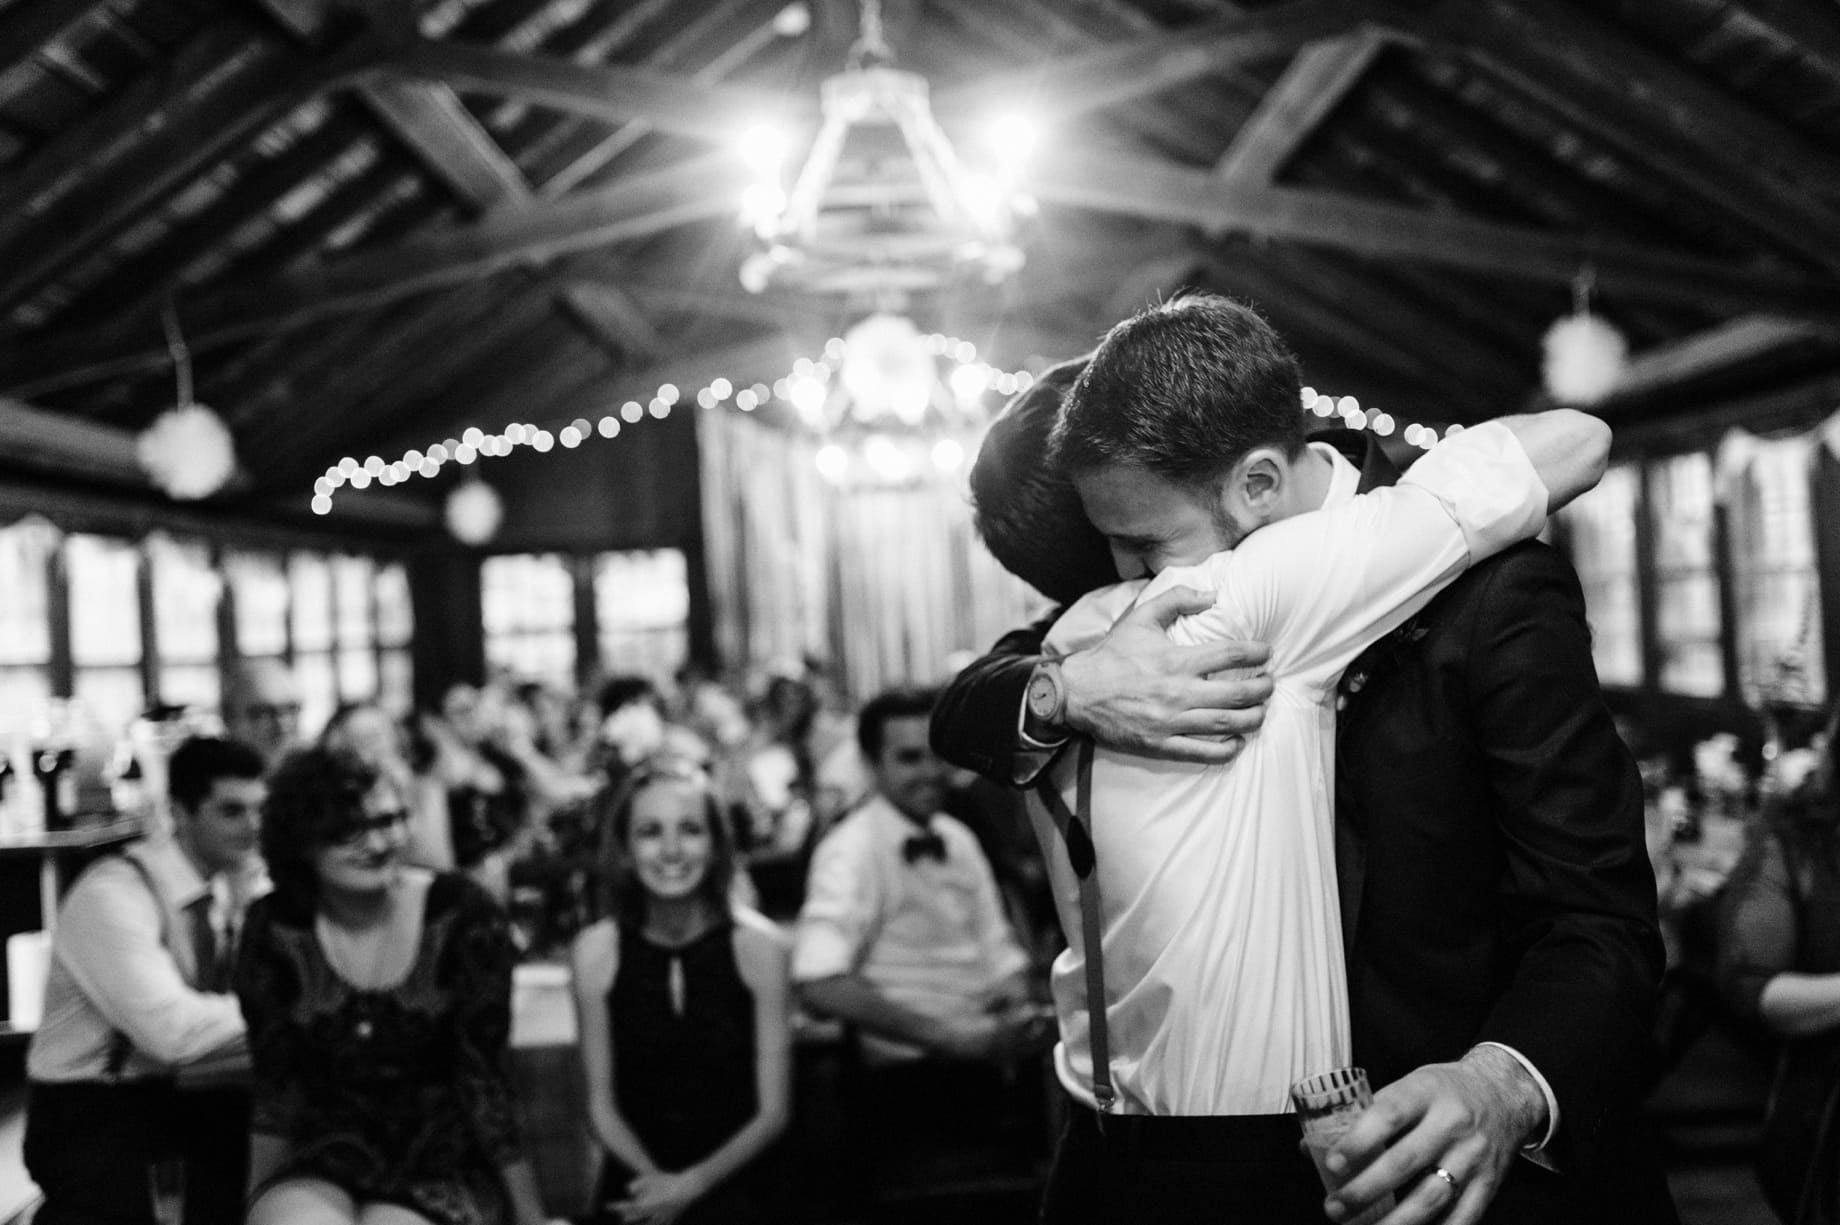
[235,746,559,1225]
[570,760,792,1225]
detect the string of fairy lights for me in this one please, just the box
[310,330,1035,514]
[1300,385,1457,449]
[310,352,1458,515]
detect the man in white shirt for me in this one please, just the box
[953,296,1608,1224]
[793,687,1048,1217]
[25,736,267,1225]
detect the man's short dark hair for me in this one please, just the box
[857,686,942,762]
[167,736,266,810]
[970,357,1118,605]
[1052,294,1307,489]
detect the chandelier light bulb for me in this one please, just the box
[815,443,849,482]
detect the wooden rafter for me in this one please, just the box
[558,282,665,362]
[360,79,532,210]
[1026,146,1840,311]
[0,15,391,316]
[1724,0,1840,77]
[389,38,803,143]
[1608,315,1838,400]
[936,0,1364,124]
[1409,0,1840,265]
[1214,29,1387,187]
[0,0,99,75]
[0,153,739,398]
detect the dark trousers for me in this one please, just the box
[24,1080,251,1225]
[1039,1100,1330,1225]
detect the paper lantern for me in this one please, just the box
[136,403,237,500]
[1541,312,1627,405]
[444,480,503,545]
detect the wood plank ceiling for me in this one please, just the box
[0,0,1837,523]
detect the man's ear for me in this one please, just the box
[1223,448,1288,520]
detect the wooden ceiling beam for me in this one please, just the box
[1213,29,1386,187]
[0,15,391,316]
[1234,243,1529,386]
[936,0,1363,124]
[1026,146,1840,311]
[359,79,532,210]
[0,0,101,75]
[1411,0,1840,258]
[1608,315,1839,401]
[388,37,805,143]
[0,152,739,398]
[558,282,665,363]
[1725,0,1840,77]
[0,396,149,488]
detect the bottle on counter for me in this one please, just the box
[30,699,79,833]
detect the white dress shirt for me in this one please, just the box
[1033,421,1548,1115]
[27,835,248,1083]
[793,794,1030,1063]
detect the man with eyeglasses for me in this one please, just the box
[224,659,305,768]
[26,735,269,1225]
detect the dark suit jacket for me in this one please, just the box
[929,431,1676,1224]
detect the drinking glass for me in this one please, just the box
[1291,1067,1394,1225]
[146,1157,186,1225]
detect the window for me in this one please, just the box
[482,554,575,687]
[594,549,689,677]
[1561,464,1642,687]
[67,533,145,734]
[148,534,221,710]
[226,548,290,658]
[289,552,337,736]
[1648,454,1722,697]
[1729,438,1826,706]
[0,520,56,734]
[375,562,414,715]
[333,554,377,702]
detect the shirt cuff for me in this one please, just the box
[1012,698,1068,786]
[790,924,858,984]
[1474,1041,1560,1153]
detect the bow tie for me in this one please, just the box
[902,829,947,865]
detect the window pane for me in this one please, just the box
[482,554,575,685]
[1649,454,1722,697]
[337,649,377,702]
[333,555,374,650]
[594,549,689,677]
[0,667,53,736]
[295,652,336,741]
[67,534,142,667]
[375,563,413,647]
[160,664,220,712]
[290,553,333,653]
[1730,439,1826,706]
[227,549,290,657]
[1560,465,1642,687]
[148,534,220,667]
[74,667,143,738]
[0,520,54,665]
[379,649,413,716]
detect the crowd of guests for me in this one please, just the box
[22,662,1060,1225]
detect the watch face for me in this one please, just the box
[1028,672,1056,717]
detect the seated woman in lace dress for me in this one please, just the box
[571,760,792,1225]
[234,746,559,1225]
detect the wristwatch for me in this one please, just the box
[1025,659,1068,729]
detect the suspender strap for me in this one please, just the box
[1034,739,1115,1112]
[105,852,170,1081]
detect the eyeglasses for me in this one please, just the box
[328,808,409,847]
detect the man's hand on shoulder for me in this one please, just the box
[1320,1046,1548,1225]
[1058,586,1272,763]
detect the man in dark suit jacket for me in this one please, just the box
[932,358,1674,1221]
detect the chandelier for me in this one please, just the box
[738,0,1031,297]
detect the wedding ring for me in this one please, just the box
[1431,1166,1461,1194]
